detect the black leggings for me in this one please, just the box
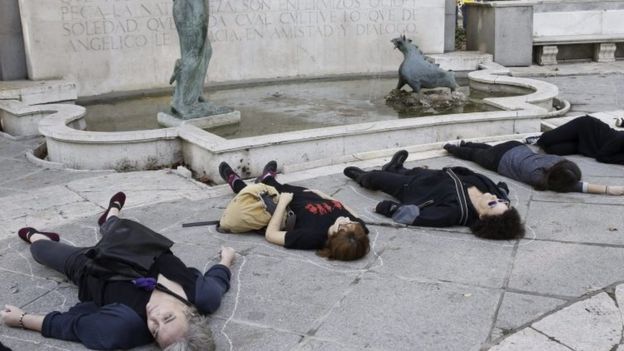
[29,216,124,286]
[30,240,89,286]
[231,176,307,194]
[444,141,523,171]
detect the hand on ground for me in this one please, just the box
[1,305,24,327]
[607,185,624,196]
[219,246,236,267]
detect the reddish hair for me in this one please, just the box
[317,223,369,261]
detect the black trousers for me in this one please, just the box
[358,170,432,203]
[444,141,522,171]
[537,116,624,164]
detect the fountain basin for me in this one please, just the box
[0,63,566,182]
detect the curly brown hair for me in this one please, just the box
[317,223,370,261]
[470,207,525,240]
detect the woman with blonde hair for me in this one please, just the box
[1,192,234,350]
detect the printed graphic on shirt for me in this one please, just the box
[304,200,343,215]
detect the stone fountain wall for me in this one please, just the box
[18,0,447,97]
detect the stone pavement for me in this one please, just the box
[1,71,624,350]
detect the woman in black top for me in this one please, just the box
[1,192,235,350]
[219,161,370,261]
[537,115,624,165]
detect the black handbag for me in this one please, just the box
[86,218,174,279]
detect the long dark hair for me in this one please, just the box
[539,160,581,192]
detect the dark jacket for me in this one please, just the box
[41,264,231,350]
[378,166,509,227]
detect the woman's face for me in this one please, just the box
[475,192,510,218]
[146,298,190,348]
[328,216,358,236]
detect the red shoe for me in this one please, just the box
[98,192,126,225]
[18,227,60,243]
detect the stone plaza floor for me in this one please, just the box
[1,70,624,350]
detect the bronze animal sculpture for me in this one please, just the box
[392,35,458,93]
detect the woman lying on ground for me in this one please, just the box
[1,192,234,350]
[343,162,524,240]
[219,161,370,261]
[535,115,624,165]
[443,141,624,195]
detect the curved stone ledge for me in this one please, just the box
[469,63,560,112]
[2,100,182,170]
[181,109,543,182]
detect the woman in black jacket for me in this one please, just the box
[344,164,524,240]
[1,192,235,350]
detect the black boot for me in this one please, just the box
[382,150,408,172]
[344,166,366,182]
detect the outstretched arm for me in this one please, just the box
[584,183,624,196]
[1,305,44,332]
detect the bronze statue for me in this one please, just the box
[392,35,458,93]
[170,0,229,119]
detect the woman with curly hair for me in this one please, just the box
[344,158,524,240]
[1,192,234,350]
[219,161,370,261]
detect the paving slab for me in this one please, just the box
[616,285,624,321]
[0,158,43,185]
[495,292,566,331]
[295,339,372,351]
[532,292,622,351]
[372,227,515,288]
[211,321,301,351]
[489,327,573,351]
[526,201,624,245]
[0,185,102,241]
[509,241,624,297]
[314,273,501,351]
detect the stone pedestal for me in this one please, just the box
[466,1,533,67]
[157,110,240,129]
[594,43,616,63]
[536,46,559,66]
[0,0,27,80]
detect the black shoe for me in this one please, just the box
[525,135,540,145]
[218,162,237,183]
[443,143,456,152]
[255,160,277,183]
[344,166,365,181]
[382,150,408,172]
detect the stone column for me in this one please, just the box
[444,0,456,52]
[0,0,27,80]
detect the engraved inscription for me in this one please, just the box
[59,0,428,52]
[60,0,176,52]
